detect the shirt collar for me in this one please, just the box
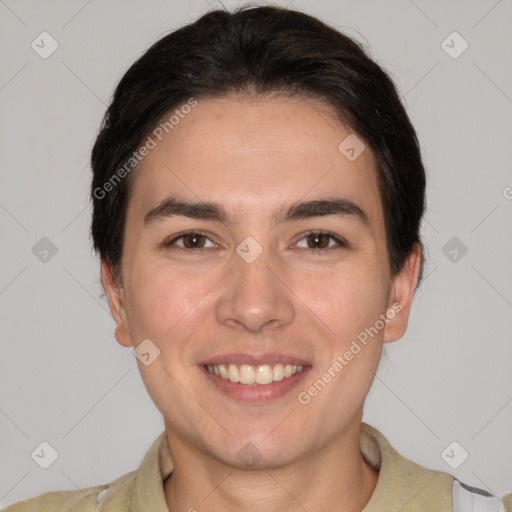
[130,431,173,512]
[128,422,452,512]
[360,423,452,511]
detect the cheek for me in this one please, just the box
[126,261,201,345]
[125,265,208,403]
[298,268,388,415]
[296,264,389,344]
[125,258,228,369]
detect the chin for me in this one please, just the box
[209,430,307,470]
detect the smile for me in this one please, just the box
[201,361,311,403]
[205,363,304,385]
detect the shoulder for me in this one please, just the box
[361,423,511,511]
[1,470,135,512]
[2,431,170,512]
[362,423,454,510]
[452,480,512,512]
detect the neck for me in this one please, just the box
[163,419,379,512]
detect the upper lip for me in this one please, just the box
[198,352,311,367]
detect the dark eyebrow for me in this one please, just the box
[143,197,229,225]
[280,198,369,226]
[143,197,369,226]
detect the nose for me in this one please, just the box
[215,247,295,333]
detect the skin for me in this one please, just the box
[102,94,421,512]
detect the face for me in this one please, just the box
[102,95,420,469]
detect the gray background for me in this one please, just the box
[1,0,511,507]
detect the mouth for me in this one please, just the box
[198,355,312,403]
[204,362,304,385]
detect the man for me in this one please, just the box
[6,5,510,511]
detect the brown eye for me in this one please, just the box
[295,231,347,251]
[164,232,216,250]
[306,233,330,249]
[182,233,206,249]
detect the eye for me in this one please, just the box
[295,231,347,251]
[162,230,346,252]
[164,231,216,250]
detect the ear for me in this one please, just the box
[383,243,422,343]
[101,260,133,348]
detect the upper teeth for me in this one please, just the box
[206,363,304,385]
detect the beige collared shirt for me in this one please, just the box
[4,423,511,511]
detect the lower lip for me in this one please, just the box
[200,365,311,403]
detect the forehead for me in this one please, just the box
[127,95,383,230]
